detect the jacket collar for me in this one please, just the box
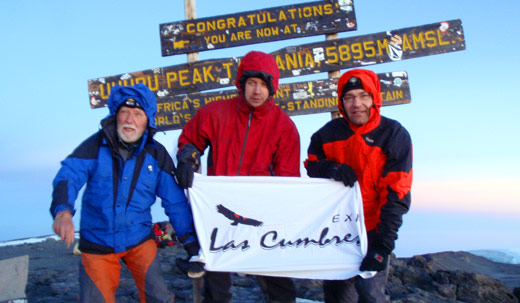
[237,94,274,117]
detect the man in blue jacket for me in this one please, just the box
[51,84,201,303]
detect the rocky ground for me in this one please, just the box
[1,237,520,303]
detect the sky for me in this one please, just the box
[1,0,519,258]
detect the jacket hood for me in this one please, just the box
[236,51,280,96]
[106,84,157,129]
[337,69,382,122]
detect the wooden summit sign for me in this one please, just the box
[159,0,356,56]
[91,71,410,131]
[151,71,410,131]
[88,19,464,105]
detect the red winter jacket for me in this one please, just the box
[305,69,412,252]
[178,51,300,177]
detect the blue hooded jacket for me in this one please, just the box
[51,84,195,253]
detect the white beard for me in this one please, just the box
[117,123,144,144]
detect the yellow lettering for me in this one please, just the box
[227,17,236,29]
[178,70,190,86]
[425,30,437,47]
[157,102,164,113]
[395,90,403,100]
[283,25,291,34]
[186,23,195,34]
[216,19,226,30]
[221,62,233,79]
[147,75,159,91]
[326,46,338,63]
[377,39,389,56]
[287,8,296,19]
[166,72,178,88]
[279,10,287,21]
[207,20,216,32]
[247,14,255,25]
[267,12,276,22]
[197,22,205,33]
[324,4,333,15]
[382,90,404,101]
[363,41,376,57]
[351,42,363,60]
[285,53,299,70]
[402,34,412,51]
[257,12,266,24]
[303,7,312,18]
[412,32,426,49]
[312,5,323,17]
[275,55,285,71]
[338,44,351,61]
[304,52,314,68]
[256,27,279,38]
[437,29,450,46]
[155,116,164,126]
[238,16,246,27]
[192,68,203,84]
[99,84,110,100]
[203,65,215,82]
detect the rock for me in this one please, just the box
[388,252,520,303]
[0,255,29,301]
[1,238,520,302]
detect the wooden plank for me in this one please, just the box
[92,71,410,131]
[273,19,465,78]
[159,0,356,56]
[88,19,463,106]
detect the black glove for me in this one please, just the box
[329,163,357,187]
[175,160,197,188]
[183,241,205,279]
[175,145,201,188]
[360,246,390,272]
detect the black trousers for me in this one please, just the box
[201,271,296,303]
[323,261,389,303]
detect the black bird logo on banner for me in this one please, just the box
[216,204,263,227]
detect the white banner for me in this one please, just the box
[189,174,368,280]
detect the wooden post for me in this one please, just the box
[326,32,342,120]
[183,3,203,302]
[184,0,199,64]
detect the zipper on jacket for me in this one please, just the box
[236,110,253,175]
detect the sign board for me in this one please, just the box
[88,19,464,105]
[159,0,356,55]
[91,71,410,131]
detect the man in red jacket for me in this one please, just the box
[305,69,413,303]
[176,51,300,303]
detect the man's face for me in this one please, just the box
[116,106,148,144]
[244,77,270,108]
[342,88,374,126]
